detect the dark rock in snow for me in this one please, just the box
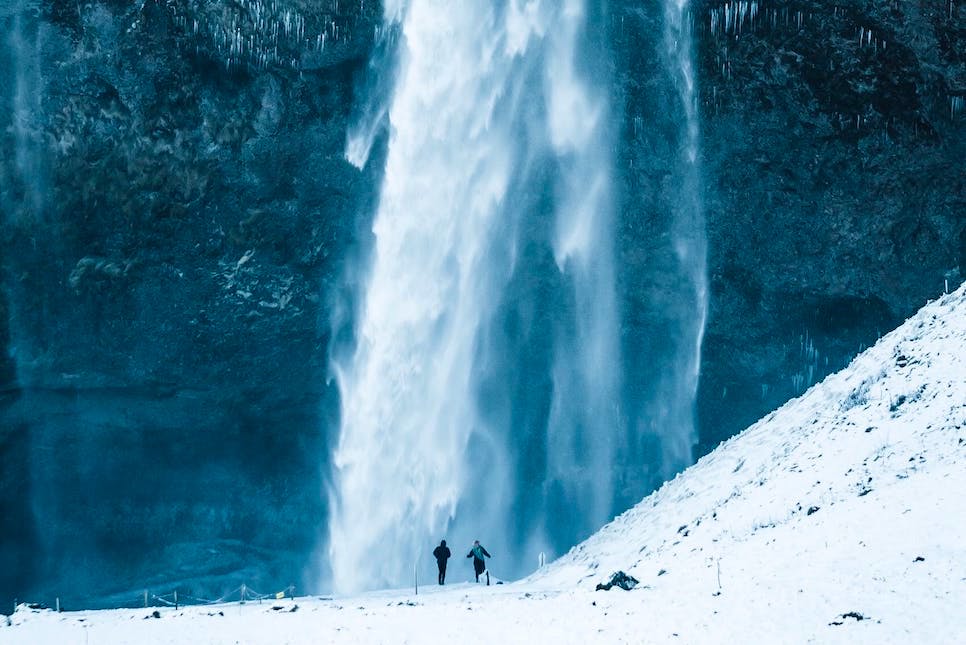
[595,571,640,591]
[830,611,869,625]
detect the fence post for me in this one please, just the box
[174,590,178,610]
[144,590,148,608]
[55,597,60,613]
[713,558,723,596]
[240,584,247,604]
[414,560,418,596]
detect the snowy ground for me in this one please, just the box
[4,288,965,644]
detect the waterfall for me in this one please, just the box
[660,0,708,472]
[325,0,709,593]
[327,0,622,593]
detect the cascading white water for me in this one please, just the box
[328,0,622,593]
[660,0,708,471]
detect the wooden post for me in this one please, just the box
[55,597,60,612]
[414,561,418,596]
[240,584,247,604]
[713,558,723,596]
[174,590,178,610]
[144,590,148,608]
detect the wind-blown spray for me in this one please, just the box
[659,0,708,472]
[6,0,44,220]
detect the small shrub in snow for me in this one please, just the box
[841,378,871,411]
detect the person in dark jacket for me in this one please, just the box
[432,539,451,585]
[466,540,491,583]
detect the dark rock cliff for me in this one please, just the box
[0,0,962,607]
[0,0,380,606]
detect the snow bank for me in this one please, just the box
[3,288,965,643]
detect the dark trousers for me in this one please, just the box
[437,561,447,585]
[473,560,486,583]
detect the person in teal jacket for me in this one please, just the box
[466,540,491,583]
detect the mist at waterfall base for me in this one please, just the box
[323,0,706,594]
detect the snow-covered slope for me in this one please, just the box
[531,284,966,639]
[3,288,965,644]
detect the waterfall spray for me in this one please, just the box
[6,0,45,220]
[660,0,708,472]
[542,0,622,549]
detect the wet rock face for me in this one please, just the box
[606,0,963,470]
[0,0,379,605]
[691,0,964,450]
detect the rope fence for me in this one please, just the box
[148,583,298,609]
[12,583,298,615]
